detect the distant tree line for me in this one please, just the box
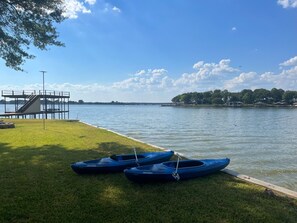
[171,88,297,105]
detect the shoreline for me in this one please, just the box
[2,119,297,222]
[161,103,297,108]
[80,120,297,199]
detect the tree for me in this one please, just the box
[241,89,254,104]
[283,91,297,104]
[211,89,222,100]
[171,89,297,106]
[210,90,223,105]
[242,92,254,104]
[191,92,203,104]
[0,0,65,71]
[253,88,271,102]
[270,88,284,102]
[202,91,212,104]
[171,95,181,103]
[221,89,229,103]
[229,93,240,102]
[212,97,224,104]
[181,93,192,104]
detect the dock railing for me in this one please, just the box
[1,90,36,96]
[38,90,70,97]
[1,90,70,98]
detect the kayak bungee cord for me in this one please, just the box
[172,154,180,181]
[133,147,140,166]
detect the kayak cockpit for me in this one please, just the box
[110,154,146,161]
[84,159,101,164]
[164,160,204,168]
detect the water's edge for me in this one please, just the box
[80,121,297,199]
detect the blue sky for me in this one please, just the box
[1,0,297,102]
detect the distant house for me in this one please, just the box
[273,101,288,106]
[293,102,297,107]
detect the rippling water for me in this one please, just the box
[2,104,297,190]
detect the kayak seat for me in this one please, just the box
[121,155,145,160]
[165,160,204,168]
[180,160,204,168]
[110,155,121,161]
[110,154,145,161]
[84,159,101,164]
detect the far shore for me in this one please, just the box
[161,103,297,108]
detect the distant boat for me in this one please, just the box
[71,150,174,174]
[124,158,230,183]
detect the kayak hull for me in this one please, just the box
[71,150,174,174]
[124,158,230,183]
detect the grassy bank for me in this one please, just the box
[0,119,296,223]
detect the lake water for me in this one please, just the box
[68,104,297,191]
[1,104,297,191]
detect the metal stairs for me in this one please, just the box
[17,94,40,113]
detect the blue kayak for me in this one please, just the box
[124,158,230,183]
[71,150,174,174]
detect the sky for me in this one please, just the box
[1,0,297,102]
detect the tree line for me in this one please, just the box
[171,88,297,105]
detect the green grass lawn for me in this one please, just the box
[0,119,296,223]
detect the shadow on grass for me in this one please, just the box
[0,142,297,223]
[98,142,149,156]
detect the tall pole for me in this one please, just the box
[40,71,46,130]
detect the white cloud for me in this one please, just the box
[224,55,297,91]
[259,72,276,82]
[175,59,239,87]
[192,61,204,69]
[224,72,257,90]
[85,0,96,5]
[112,69,171,90]
[104,4,122,13]
[277,0,297,8]
[63,0,96,19]
[260,66,297,88]
[279,56,297,67]
[232,27,237,31]
[2,57,297,102]
[135,70,146,76]
[108,59,240,95]
[62,0,121,19]
[194,59,238,75]
[112,6,121,13]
